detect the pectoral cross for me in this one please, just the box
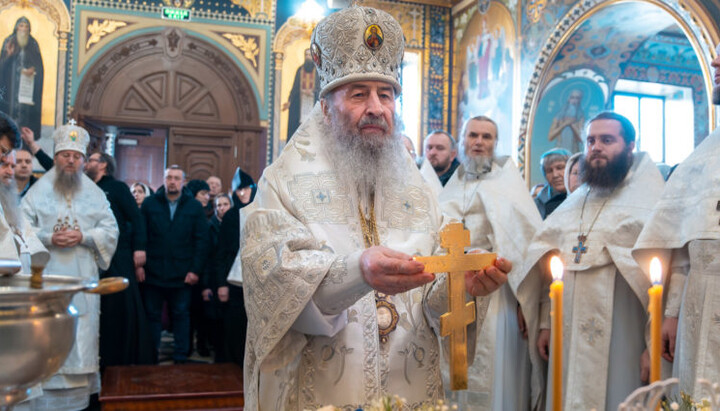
[573,234,587,263]
[414,222,496,390]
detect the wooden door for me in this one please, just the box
[168,127,238,187]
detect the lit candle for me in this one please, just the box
[649,257,663,383]
[549,256,564,411]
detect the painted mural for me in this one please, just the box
[0,5,59,137]
[454,2,515,156]
[528,71,606,186]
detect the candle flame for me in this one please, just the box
[550,256,564,281]
[650,257,662,285]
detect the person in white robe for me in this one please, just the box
[517,112,664,411]
[440,115,542,410]
[21,122,118,411]
[0,112,47,271]
[632,45,720,396]
[232,7,512,410]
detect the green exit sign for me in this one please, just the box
[161,7,191,21]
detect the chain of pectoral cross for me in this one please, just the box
[574,187,609,263]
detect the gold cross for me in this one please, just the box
[414,222,496,390]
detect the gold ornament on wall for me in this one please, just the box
[526,0,547,23]
[163,0,194,8]
[222,33,260,68]
[86,19,128,50]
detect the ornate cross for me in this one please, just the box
[414,222,496,390]
[573,234,587,263]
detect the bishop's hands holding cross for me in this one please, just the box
[358,245,511,297]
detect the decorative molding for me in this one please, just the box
[86,19,130,50]
[526,0,548,23]
[162,0,194,7]
[230,0,272,20]
[221,33,260,68]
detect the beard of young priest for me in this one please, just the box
[516,112,665,411]
[232,6,511,411]
[439,116,542,411]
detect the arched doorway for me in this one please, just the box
[74,27,265,189]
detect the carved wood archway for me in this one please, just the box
[74,28,266,184]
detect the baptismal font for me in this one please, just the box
[0,260,127,410]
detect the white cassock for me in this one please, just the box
[21,168,118,410]
[633,127,720,396]
[440,157,542,410]
[518,152,664,411]
[232,105,483,411]
[419,158,443,198]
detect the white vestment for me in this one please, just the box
[233,106,483,411]
[419,158,443,198]
[633,127,720,396]
[517,153,663,411]
[440,157,542,410]
[21,168,118,409]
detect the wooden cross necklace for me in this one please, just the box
[574,187,609,263]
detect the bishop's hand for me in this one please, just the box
[464,257,510,297]
[360,246,435,295]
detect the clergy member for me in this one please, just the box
[0,112,48,271]
[21,121,119,411]
[233,7,511,410]
[632,44,720,397]
[517,112,664,411]
[440,115,542,410]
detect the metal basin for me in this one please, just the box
[0,273,127,409]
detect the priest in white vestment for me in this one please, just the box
[518,112,664,411]
[0,112,48,272]
[233,7,513,410]
[21,122,118,411]
[440,115,542,410]
[633,46,720,396]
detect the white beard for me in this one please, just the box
[0,180,21,230]
[459,144,493,174]
[322,110,407,202]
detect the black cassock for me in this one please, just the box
[96,175,155,367]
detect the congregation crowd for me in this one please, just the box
[1,4,720,411]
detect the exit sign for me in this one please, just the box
[161,7,191,21]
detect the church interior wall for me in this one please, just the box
[3,0,719,182]
[451,0,719,186]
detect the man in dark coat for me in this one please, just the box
[282,49,320,140]
[136,165,209,363]
[213,167,256,365]
[85,151,155,367]
[0,17,44,140]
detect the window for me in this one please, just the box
[613,79,694,165]
[399,51,422,153]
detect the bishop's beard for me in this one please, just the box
[322,107,407,200]
[0,180,21,230]
[712,85,720,106]
[54,167,83,197]
[579,149,633,191]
